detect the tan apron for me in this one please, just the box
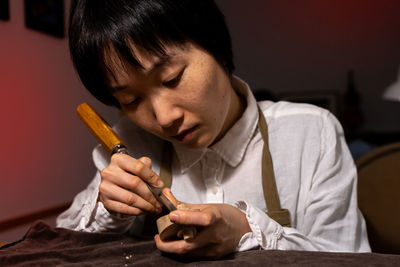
[159,106,291,227]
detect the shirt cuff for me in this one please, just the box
[85,179,135,232]
[235,200,283,251]
[88,201,135,232]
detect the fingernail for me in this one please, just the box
[169,212,179,222]
[157,180,164,187]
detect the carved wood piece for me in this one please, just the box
[157,204,198,241]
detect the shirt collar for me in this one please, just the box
[173,76,259,173]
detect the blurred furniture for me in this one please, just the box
[382,65,400,102]
[356,142,400,254]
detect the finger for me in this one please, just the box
[185,225,238,259]
[165,226,229,259]
[101,167,161,209]
[154,234,202,255]
[169,208,217,227]
[162,188,180,207]
[138,156,152,169]
[100,180,162,213]
[102,198,143,216]
[111,153,163,188]
[155,225,228,259]
[174,202,210,211]
[185,244,222,260]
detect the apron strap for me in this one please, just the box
[257,106,291,227]
[159,106,291,227]
[159,141,173,188]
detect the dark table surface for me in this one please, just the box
[1,221,399,266]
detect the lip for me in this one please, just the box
[172,125,198,142]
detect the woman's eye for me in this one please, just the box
[162,69,184,88]
[124,98,140,106]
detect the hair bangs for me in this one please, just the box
[93,0,189,86]
[105,1,187,68]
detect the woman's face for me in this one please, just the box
[106,42,242,149]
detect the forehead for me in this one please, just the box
[104,42,187,84]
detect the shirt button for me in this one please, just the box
[211,186,218,194]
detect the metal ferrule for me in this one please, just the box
[111,144,129,155]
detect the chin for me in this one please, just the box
[179,136,214,150]
[192,136,215,149]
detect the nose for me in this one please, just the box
[151,96,183,129]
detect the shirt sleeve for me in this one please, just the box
[235,111,371,252]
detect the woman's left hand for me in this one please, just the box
[154,189,251,259]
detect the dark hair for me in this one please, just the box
[69,0,234,107]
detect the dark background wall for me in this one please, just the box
[1,0,399,241]
[0,0,119,240]
[217,0,400,133]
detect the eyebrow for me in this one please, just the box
[110,53,175,93]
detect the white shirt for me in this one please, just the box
[57,77,371,252]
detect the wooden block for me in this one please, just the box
[177,226,197,240]
[156,204,198,241]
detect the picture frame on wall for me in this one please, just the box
[25,0,64,38]
[0,0,10,21]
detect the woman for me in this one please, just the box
[57,0,370,258]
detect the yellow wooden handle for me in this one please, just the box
[76,102,125,155]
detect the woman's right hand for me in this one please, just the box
[98,153,164,216]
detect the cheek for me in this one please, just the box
[185,68,220,108]
[206,75,230,119]
[185,69,229,124]
[125,107,156,133]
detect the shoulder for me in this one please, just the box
[258,100,341,130]
[258,100,330,120]
[258,100,344,146]
[92,116,165,171]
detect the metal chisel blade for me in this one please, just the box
[146,184,177,211]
